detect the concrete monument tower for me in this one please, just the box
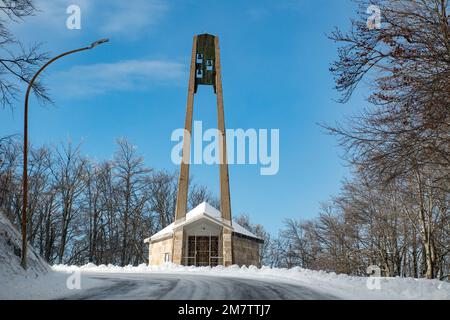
[172,34,232,266]
[145,34,262,267]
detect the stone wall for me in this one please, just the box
[149,237,173,265]
[148,228,262,267]
[172,227,184,265]
[223,228,233,266]
[232,233,261,267]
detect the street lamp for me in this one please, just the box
[20,39,109,269]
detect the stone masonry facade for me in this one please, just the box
[232,233,261,267]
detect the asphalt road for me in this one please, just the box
[62,273,338,300]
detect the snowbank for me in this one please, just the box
[0,211,49,279]
[52,263,450,300]
[0,211,54,299]
[0,211,102,300]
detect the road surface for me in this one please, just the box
[62,273,338,300]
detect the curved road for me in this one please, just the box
[63,273,337,300]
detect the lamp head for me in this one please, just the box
[90,38,109,49]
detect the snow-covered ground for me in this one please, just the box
[0,211,49,278]
[0,211,102,300]
[50,263,450,300]
[2,262,449,300]
[1,211,449,300]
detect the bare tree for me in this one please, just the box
[0,0,50,108]
[113,139,151,266]
[325,0,450,278]
[148,170,176,229]
[50,142,86,264]
[188,183,219,211]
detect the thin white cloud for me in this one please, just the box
[8,0,91,37]
[49,59,185,97]
[98,0,169,37]
[8,0,169,41]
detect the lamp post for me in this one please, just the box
[20,39,109,269]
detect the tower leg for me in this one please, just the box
[174,35,198,223]
[222,228,233,266]
[172,227,184,265]
[173,36,197,266]
[214,36,232,224]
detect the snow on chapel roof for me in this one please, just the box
[145,202,262,242]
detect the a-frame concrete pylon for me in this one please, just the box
[172,34,232,266]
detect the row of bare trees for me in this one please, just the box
[1,130,446,277]
[265,0,449,279]
[0,137,217,265]
[268,169,448,279]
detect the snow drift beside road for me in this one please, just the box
[0,210,57,299]
[0,211,101,300]
[0,211,49,279]
[53,263,450,300]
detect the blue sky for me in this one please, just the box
[0,0,368,235]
